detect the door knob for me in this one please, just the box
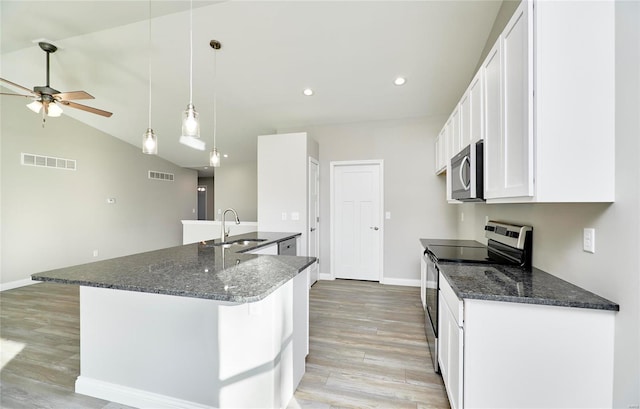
[370,226,379,231]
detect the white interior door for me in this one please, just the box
[331,161,383,281]
[308,158,319,286]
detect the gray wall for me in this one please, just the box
[456,1,640,406]
[213,160,258,222]
[281,116,459,283]
[1,95,197,286]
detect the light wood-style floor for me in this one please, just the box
[1,280,448,409]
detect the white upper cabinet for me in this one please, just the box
[459,70,484,149]
[435,128,447,175]
[459,92,471,150]
[483,40,503,199]
[483,0,614,203]
[485,1,534,200]
[468,71,483,144]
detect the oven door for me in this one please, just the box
[424,250,439,373]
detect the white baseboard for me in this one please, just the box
[76,376,214,409]
[0,278,39,292]
[318,273,334,281]
[381,277,420,287]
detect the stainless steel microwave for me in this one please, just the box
[451,140,484,202]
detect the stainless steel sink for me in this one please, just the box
[208,238,267,247]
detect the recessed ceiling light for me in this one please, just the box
[394,77,406,86]
[223,154,228,158]
[303,88,314,96]
[204,166,208,169]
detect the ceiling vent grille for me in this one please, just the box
[148,170,174,181]
[21,153,76,171]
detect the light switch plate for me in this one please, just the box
[291,212,300,221]
[281,212,287,221]
[583,228,595,253]
[385,211,391,220]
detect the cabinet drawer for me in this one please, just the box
[439,272,463,327]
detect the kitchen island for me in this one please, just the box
[32,232,315,409]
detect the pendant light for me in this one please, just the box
[209,40,221,167]
[142,0,158,155]
[179,0,202,149]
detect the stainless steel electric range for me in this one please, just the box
[422,220,533,372]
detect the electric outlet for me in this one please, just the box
[385,211,391,220]
[291,212,300,221]
[583,228,595,253]
[92,250,99,257]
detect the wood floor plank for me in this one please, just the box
[2,280,449,409]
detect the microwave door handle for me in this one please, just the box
[459,156,471,190]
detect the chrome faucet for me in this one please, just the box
[220,208,240,243]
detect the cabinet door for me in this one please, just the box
[469,71,483,143]
[459,93,471,149]
[483,40,503,199]
[439,289,464,409]
[435,130,446,175]
[501,0,534,198]
[450,108,461,158]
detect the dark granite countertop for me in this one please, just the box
[438,262,619,311]
[32,232,316,303]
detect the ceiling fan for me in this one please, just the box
[0,42,113,124]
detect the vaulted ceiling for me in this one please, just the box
[1,1,502,174]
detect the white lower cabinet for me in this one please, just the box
[438,273,464,409]
[438,272,616,408]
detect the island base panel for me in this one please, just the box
[76,269,309,408]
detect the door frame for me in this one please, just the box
[308,157,320,283]
[329,160,384,281]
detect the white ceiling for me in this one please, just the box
[1,0,502,175]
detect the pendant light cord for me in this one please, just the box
[213,47,217,148]
[189,0,193,105]
[148,0,152,128]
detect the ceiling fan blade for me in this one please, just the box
[54,91,94,101]
[0,78,36,95]
[60,100,113,117]
[0,92,33,98]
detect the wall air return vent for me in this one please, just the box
[148,170,174,181]
[21,153,76,170]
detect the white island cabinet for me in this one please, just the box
[31,232,314,409]
[438,272,616,408]
[76,267,309,409]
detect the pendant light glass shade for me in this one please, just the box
[209,147,221,167]
[142,128,158,155]
[181,103,200,138]
[47,102,63,117]
[179,0,202,148]
[27,100,43,113]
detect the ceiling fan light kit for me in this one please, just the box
[0,41,112,125]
